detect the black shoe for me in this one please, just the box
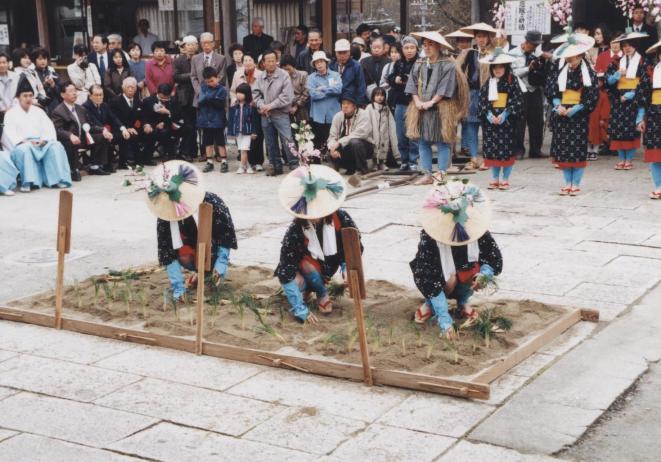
[89,167,111,176]
[105,164,117,173]
[142,160,157,166]
[71,170,82,182]
[266,166,283,176]
[220,161,228,173]
[203,162,214,173]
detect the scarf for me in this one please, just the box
[245,68,255,85]
[170,212,198,250]
[488,77,499,101]
[303,222,337,261]
[558,61,592,92]
[654,62,661,89]
[620,52,641,79]
[437,241,480,282]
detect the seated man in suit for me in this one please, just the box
[141,83,190,161]
[108,76,153,167]
[51,82,111,180]
[82,84,121,172]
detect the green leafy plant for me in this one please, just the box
[327,281,346,299]
[470,308,513,348]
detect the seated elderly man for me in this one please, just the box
[327,94,374,175]
[83,84,121,172]
[1,78,71,192]
[142,83,190,161]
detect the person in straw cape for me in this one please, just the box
[477,48,524,190]
[549,32,599,196]
[605,29,651,171]
[276,162,361,325]
[643,38,661,199]
[410,179,503,339]
[140,160,237,300]
[404,29,469,185]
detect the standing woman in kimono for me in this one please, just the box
[549,33,599,196]
[605,30,651,170]
[477,49,523,190]
[643,39,661,199]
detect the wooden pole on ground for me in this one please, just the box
[54,191,73,330]
[195,203,213,355]
[341,228,372,386]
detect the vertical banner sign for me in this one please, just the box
[505,1,551,36]
[214,0,220,22]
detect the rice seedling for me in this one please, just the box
[92,279,101,306]
[327,281,346,299]
[101,282,112,302]
[72,280,82,308]
[243,293,285,343]
[401,337,407,356]
[346,327,358,353]
[121,289,131,315]
[471,309,513,348]
[137,288,148,319]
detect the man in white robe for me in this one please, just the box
[1,79,71,192]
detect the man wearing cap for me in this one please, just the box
[174,35,199,160]
[351,37,370,61]
[191,32,228,107]
[142,83,188,161]
[1,78,71,192]
[330,39,367,106]
[296,29,330,75]
[511,30,547,159]
[361,37,389,97]
[52,82,111,180]
[327,94,374,175]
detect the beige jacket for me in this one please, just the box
[327,108,374,149]
[229,67,263,105]
[365,103,400,161]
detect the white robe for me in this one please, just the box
[1,104,57,151]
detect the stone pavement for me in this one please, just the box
[1,154,660,461]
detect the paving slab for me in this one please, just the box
[0,355,141,402]
[331,423,455,462]
[29,330,138,365]
[439,440,569,462]
[0,393,157,447]
[0,351,16,363]
[508,353,557,378]
[95,377,282,436]
[244,406,367,455]
[0,321,73,353]
[94,345,264,391]
[0,429,17,443]
[227,369,407,422]
[0,433,143,462]
[482,372,530,406]
[539,321,597,356]
[108,421,311,462]
[565,282,647,305]
[376,393,494,438]
[0,386,19,402]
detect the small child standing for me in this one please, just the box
[197,67,229,173]
[227,83,257,174]
[366,87,399,171]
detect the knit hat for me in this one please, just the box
[279,165,346,220]
[144,160,205,222]
[401,35,419,47]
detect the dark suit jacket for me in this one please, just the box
[242,33,273,60]
[108,94,143,131]
[361,55,389,87]
[82,99,122,133]
[141,95,184,127]
[88,51,110,75]
[51,102,89,142]
[636,23,659,54]
[190,51,228,106]
[173,54,195,106]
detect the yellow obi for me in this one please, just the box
[652,89,661,105]
[492,93,508,108]
[617,77,640,90]
[561,89,582,105]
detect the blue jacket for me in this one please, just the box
[227,102,257,136]
[196,83,227,129]
[330,58,367,106]
[306,70,342,123]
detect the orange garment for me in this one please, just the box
[588,86,610,146]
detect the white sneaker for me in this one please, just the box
[254,164,264,172]
[245,165,255,174]
[20,185,30,193]
[236,165,246,174]
[2,190,15,196]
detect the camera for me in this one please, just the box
[78,58,89,69]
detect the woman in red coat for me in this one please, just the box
[588,41,622,159]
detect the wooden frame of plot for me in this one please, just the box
[0,196,601,400]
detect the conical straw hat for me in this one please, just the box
[279,165,347,220]
[144,160,206,222]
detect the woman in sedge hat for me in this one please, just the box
[477,48,524,190]
[605,29,651,171]
[143,160,237,300]
[275,164,361,325]
[549,32,599,196]
[643,38,661,199]
[410,179,503,339]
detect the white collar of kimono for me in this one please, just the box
[654,62,661,89]
[558,60,592,92]
[437,241,479,282]
[303,222,337,261]
[619,52,641,79]
[488,77,499,101]
[170,212,198,250]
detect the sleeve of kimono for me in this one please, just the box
[506,78,524,119]
[436,62,457,99]
[477,231,503,276]
[543,62,557,101]
[477,80,490,122]
[157,219,177,266]
[581,69,600,114]
[404,63,419,96]
[635,60,652,109]
[208,193,238,250]
[409,231,446,300]
[604,61,620,99]
[275,222,306,284]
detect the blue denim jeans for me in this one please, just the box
[394,104,419,167]
[461,121,480,159]
[650,162,661,188]
[419,139,451,173]
[618,149,636,162]
[262,114,296,170]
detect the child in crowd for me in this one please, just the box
[366,87,400,171]
[227,83,257,174]
[197,67,229,173]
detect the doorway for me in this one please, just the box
[573,0,627,35]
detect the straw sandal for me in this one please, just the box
[318,298,333,314]
[614,162,626,170]
[569,187,581,196]
[650,191,661,200]
[559,186,572,196]
[414,175,434,185]
[623,162,633,170]
[414,302,433,324]
[462,160,478,172]
[499,181,510,190]
[488,181,500,190]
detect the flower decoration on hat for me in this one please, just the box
[146,163,199,218]
[423,179,486,243]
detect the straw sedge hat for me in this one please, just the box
[612,29,649,44]
[446,29,474,39]
[411,29,454,50]
[479,47,517,65]
[647,38,661,54]
[144,160,205,222]
[279,165,347,220]
[553,33,595,59]
[420,179,491,246]
[461,22,498,35]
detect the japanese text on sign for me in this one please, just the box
[505,1,551,36]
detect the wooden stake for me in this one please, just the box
[350,269,373,386]
[195,242,206,355]
[54,191,73,329]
